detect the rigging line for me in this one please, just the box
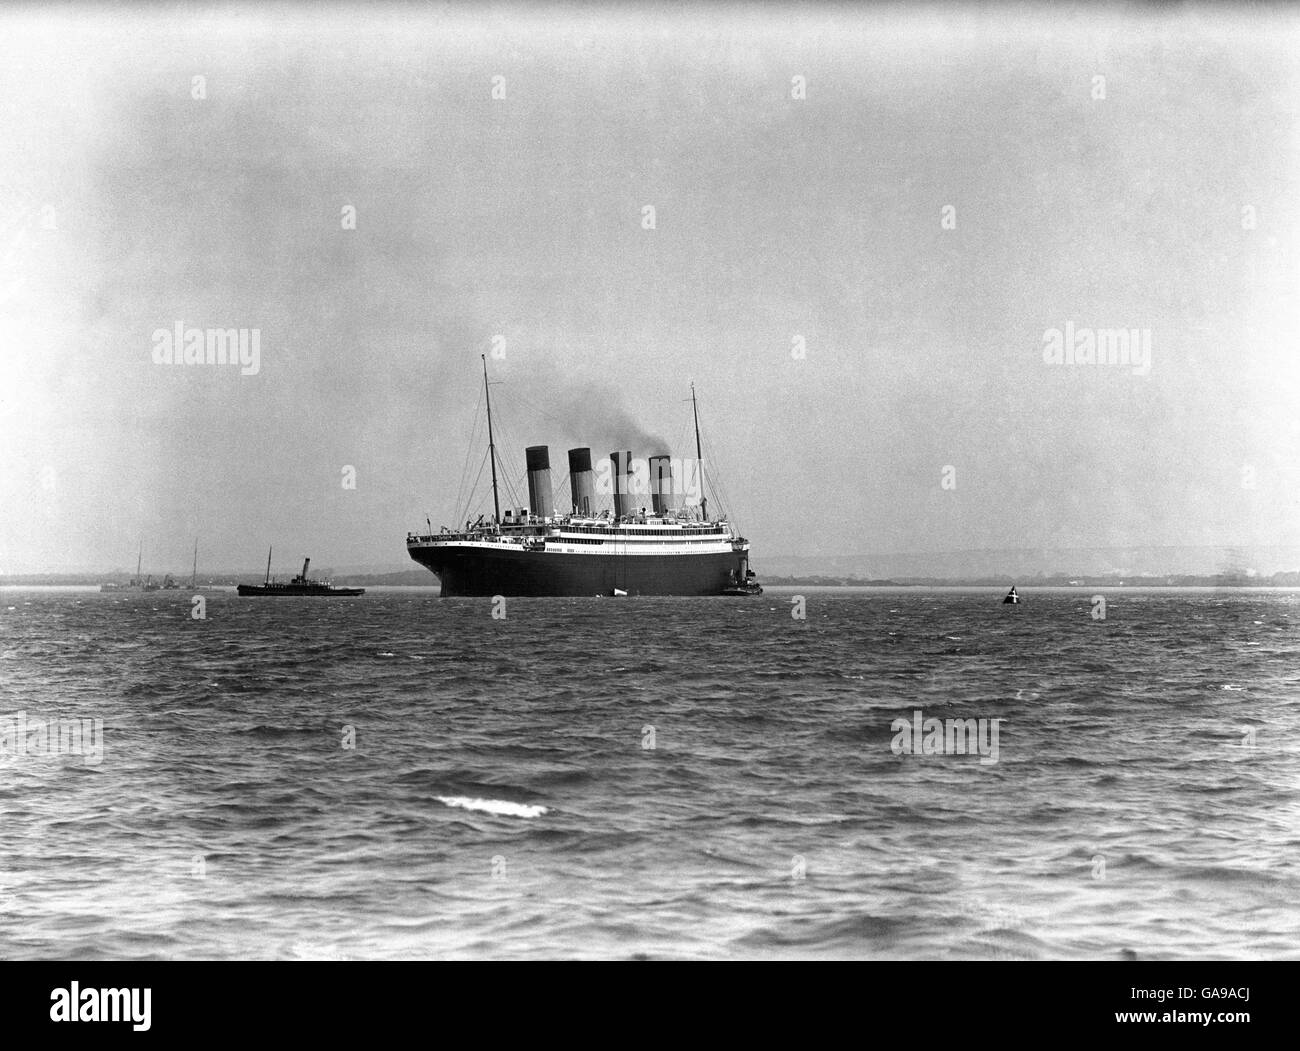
[701,431,744,531]
[495,432,528,510]
[492,424,525,509]
[500,437,524,483]
[460,446,490,526]
[482,384,565,515]
[495,384,576,436]
[497,443,524,509]
[671,418,689,460]
[484,403,515,506]
[493,385,657,515]
[553,468,570,513]
[700,430,727,512]
[462,444,491,522]
[665,413,692,514]
[693,421,723,523]
[454,395,480,520]
[453,384,485,523]
[500,471,526,512]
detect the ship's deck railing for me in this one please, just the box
[407,514,734,544]
[406,524,737,545]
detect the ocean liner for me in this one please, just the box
[405,358,761,597]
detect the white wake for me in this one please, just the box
[436,796,548,819]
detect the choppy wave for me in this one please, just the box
[1,588,1297,959]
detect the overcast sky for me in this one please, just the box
[2,2,1298,574]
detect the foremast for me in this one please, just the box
[482,354,501,526]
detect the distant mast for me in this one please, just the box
[191,538,198,588]
[482,354,501,526]
[264,546,272,585]
[135,541,143,586]
[691,383,707,522]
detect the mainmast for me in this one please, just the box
[482,354,501,526]
[691,382,707,522]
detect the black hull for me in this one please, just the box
[407,545,746,597]
[236,585,365,596]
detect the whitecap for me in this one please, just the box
[1220,684,1245,691]
[436,796,547,819]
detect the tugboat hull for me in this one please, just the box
[236,585,364,596]
[237,557,363,596]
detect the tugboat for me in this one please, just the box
[1002,586,1021,605]
[237,550,364,597]
[721,563,764,596]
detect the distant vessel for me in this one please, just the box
[100,542,160,592]
[237,550,364,597]
[1002,586,1021,605]
[406,357,762,597]
[722,570,764,596]
[189,538,216,591]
